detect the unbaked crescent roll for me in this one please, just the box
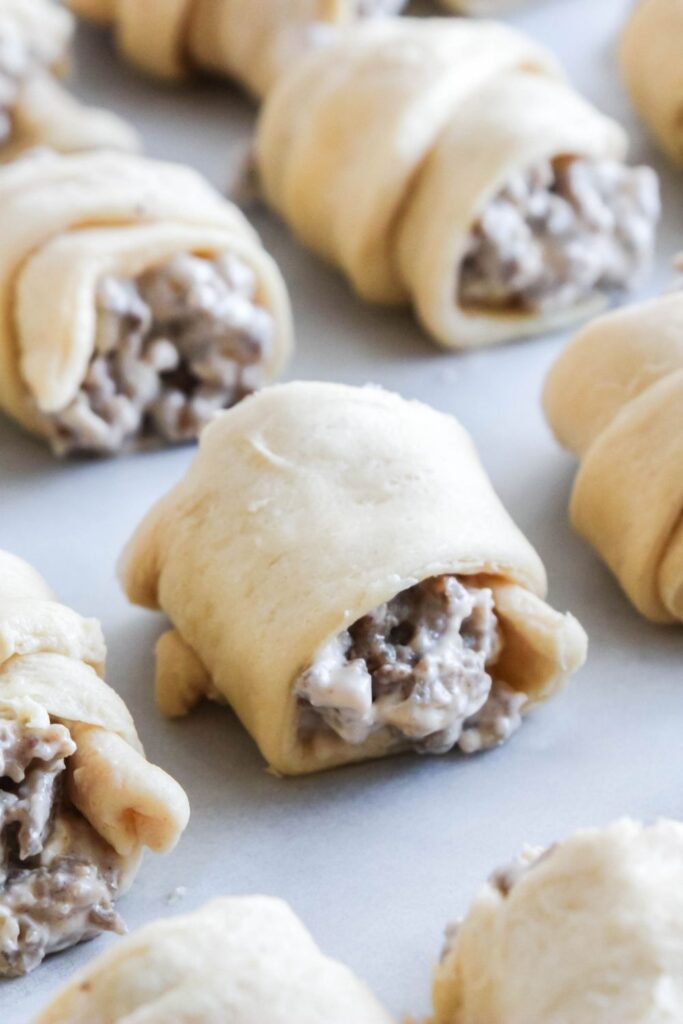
[431,818,683,1024]
[34,896,395,1023]
[68,0,408,99]
[255,18,659,350]
[620,0,683,167]
[0,0,137,161]
[0,149,292,456]
[0,549,190,977]
[119,382,587,776]
[543,284,683,625]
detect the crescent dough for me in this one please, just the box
[0,0,137,159]
[119,381,587,776]
[432,819,683,1024]
[0,549,189,975]
[34,896,395,1023]
[255,18,656,350]
[543,288,683,624]
[620,0,683,167]
[0,149,292,454]
[67,0,407,98]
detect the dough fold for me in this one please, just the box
[68,0,407,99]
[0,0,137,160]
[34,895,395,1023]
[0,548,189,859]
[255,18,642,349]
[543,288,683,624]
[432,818,683,1024]
[620,0,683,167]
[119,381,587,776]
[0,149,292,453]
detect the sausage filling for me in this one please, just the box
[0,713,123,977]
[46,252,275,455]
[296,576,526,755]
[460,157,659,314]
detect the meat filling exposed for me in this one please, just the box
[460,156,660,314]
[296,576,526,756]
[46,252,275,455]
[0,715,123,977]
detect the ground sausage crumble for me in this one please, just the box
[0,715,123,976]
[47,251,275,455]
[296,576,526,755]
[460,156,659,314]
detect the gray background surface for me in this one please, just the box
[2,0,682,1019]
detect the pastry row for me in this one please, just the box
[0,141,678,623]
[30,818,683,1022]
[0,370,678,975]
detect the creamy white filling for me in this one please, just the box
[460,157,660,314]
[296,576,526,755]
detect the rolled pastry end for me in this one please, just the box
[155,629,212,718]
[20,233,290,456]
[432,819,683,1024]
[292,574,587,770]
[0,698,126,977]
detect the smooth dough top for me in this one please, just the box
[34,895,396,1023]
[434,818,683,1024]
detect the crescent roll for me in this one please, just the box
[255,18,659,350]
[620,0,683,167]
[0,549,189,976]
[543,285,683,625]
[34,896,395,1023]
[0,0,137,161]
[68,0,408,99]
[0,149,292,456]
[119,382,587,777]
[432,819,683,1024]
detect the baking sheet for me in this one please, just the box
[2,0,682,1019]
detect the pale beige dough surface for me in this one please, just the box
[0,0,137,159]
[0,148,292,449]
[543,285,683,624]
[620,0,683,167]
[119,381,587,775]
[34,896,396,1023]
[255,18,634,349]
[432,818,683,1024]
[0,548,190,957]
[67,0,405,98]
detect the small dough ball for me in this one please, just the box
[433,819,683,1024]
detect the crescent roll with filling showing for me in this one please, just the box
[0,149,292,456]
[0,0,137,162]
[255,18,659,350]
[67,0,408,100]
[0,549,189,977]
[34,896,395,1024]
[119,382,588,777]
[543,274,683,625]
[620,0,683,168]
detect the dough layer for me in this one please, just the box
[34,896,395,1023]
[543,288,683,624]
[68,0,407,98]
[0,149,292,452]
[0,0,137,160]
[620,0,683,167]
[119,381,587,775]
[432,819,683,1024]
